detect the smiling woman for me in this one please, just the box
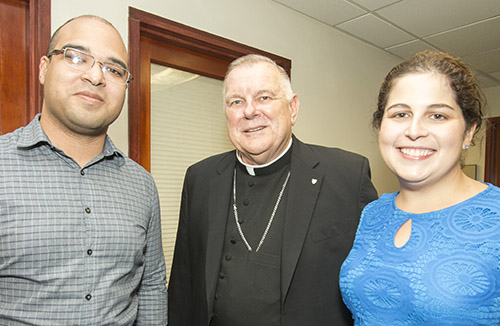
[378,72,473,199]
[340,51,500,326]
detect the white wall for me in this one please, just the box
[52,0,498,195]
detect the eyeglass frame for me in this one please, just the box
[47,47,134,85]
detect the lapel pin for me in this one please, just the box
[311,178,317,185]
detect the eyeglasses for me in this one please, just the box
[47,47,133,85]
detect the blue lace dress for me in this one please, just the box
[339,183,500,325]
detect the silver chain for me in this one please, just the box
[232,168,291,252]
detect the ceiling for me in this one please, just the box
[272,0,500,88]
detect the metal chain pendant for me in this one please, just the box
[232,168,291,252]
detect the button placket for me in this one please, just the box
[80,166,95,306]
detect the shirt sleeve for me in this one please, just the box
[135,179,168,325]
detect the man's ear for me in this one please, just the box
[39,56,50,85]
[289,94,300,126]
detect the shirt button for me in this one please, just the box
[85,294,92,301]
[218,272,225,279]
[80,170,85,176]
[215,293,220,300]
[248,181,254,187]
[243,199,249,206]
[87,249,93,256]
[238,218,244,224]
[230,239,236,244]
[225,254,232,261]
[85,207,91,214]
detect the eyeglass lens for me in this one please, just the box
[63,48,130,85]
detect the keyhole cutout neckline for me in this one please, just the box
[394,218,412,248]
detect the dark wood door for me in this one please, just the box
[485,116,500,186]
[0,0,29,134]
[0,0,50,134]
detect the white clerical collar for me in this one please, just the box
[236,138,293,176]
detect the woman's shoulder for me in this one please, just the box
[364,191,398,211]
[469,182,500,202]
[357,192,398,230]
[484,182,500,194]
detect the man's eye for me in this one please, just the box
[230,100,242,106]
[260,96,270,101]
[68,54,86,65]
[104,65,125,77]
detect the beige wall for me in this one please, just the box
[51,0,497,195]
[484,86,500,117]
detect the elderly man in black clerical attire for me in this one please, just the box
[168,54,378,326]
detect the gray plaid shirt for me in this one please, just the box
[0,115,167,325]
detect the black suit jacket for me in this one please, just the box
[168,136,378,325]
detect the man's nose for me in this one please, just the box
[242,101,258,119]
[81,62,106,86]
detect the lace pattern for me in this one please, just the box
[340,184,500,325]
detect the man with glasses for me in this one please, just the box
[0,15,167,325]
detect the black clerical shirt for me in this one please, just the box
[211,150,292,326]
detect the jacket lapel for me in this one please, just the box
[205,152,235,315]
[281,138,323,304]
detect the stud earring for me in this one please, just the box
[465,144,470,149]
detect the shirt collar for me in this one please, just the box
[99,136,125,166]
[16,114,50,149]
[236,137,292,176]
[16,113,125,165]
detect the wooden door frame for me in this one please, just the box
[28,0,51,118]
[1,0,50,130]
[484,116,500,185]
[127,7,291,170]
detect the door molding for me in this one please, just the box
[29,0,51,118]
[0,0,50,134]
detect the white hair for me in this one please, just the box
[223,54,294,102]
